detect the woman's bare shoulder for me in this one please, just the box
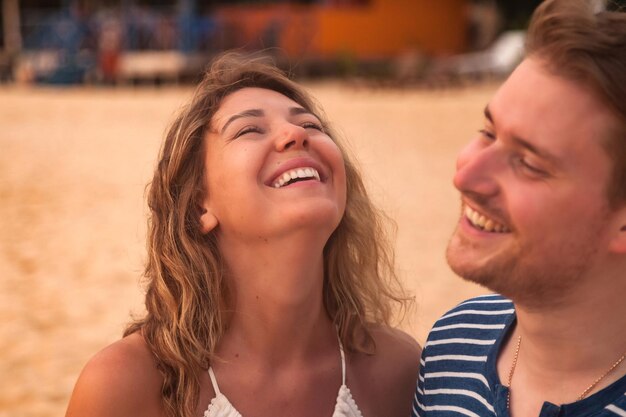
[65,332,165,417]
[351,325,421,417]
[368,324,422,377]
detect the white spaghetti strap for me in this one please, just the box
[337,335,346,385]
[208,367,221,395]
[203,333,364,417]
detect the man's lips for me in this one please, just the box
[463,203,511,233]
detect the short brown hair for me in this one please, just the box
[526,0,626,206]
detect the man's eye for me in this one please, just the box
[479,129,496,140]
[516,156,547,177]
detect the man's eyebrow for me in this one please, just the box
[483,105,559,164]
[484,106,494,124]
[220,109,264,134]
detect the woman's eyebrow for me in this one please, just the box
[289,106,311,116]
[220,107,318,134]
[221,109,264,134]
[290,107,323,122]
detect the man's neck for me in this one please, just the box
[499,267,626,413]
[514,272,626,376]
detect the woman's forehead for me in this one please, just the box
[211,87,312,129]
[219,87,302,111]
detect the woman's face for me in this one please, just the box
[200,87,347,244]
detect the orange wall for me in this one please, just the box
[216,0,467,60]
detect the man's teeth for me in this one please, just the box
[465,205,510,233]
[272,167,321,188]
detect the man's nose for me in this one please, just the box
[453,140,501,198]
[275,123,308,151]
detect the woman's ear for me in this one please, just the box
[199,202,218,234]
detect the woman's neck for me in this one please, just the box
[216,232,335,366]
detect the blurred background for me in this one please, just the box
[0,0,558,85]
[0,1,620,416]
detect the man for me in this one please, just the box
[413,1,626,416]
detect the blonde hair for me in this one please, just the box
[125,53,407,417]
[526,0,626,206]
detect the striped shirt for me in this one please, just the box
[412,294,626,417]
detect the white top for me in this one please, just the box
[204,337,364,417]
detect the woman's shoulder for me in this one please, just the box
[367,324,422,378]
[349,325,421,417]
[65,332,165,417]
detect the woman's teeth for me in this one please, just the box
[272,167,321,188]
[465,205,510,233]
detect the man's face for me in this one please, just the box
[446,57,620,307]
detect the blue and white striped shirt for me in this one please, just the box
[412,294,626,417]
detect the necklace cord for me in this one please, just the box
[577,352,626,401]
[506,335,522,410]
[506,335,626,409]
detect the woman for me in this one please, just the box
[65,53,420,417]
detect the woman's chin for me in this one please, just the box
[245,205,343,243]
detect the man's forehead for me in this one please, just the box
[489,58,616,142]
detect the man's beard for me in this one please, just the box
[445,229,600,310]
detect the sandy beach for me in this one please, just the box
[0,82,496,417]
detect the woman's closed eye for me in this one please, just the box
[234,125,264,139]
[232,120,323,140]
[301,121,324,132]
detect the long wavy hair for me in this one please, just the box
[125,53,408,417]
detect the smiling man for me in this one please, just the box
[412,1,626,416]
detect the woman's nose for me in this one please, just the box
[453,140,500,198]
[275,123,308,151]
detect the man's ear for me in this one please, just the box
[199,200,218,234]
[608,207,626,254]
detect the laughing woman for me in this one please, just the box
[65,54,420,417]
